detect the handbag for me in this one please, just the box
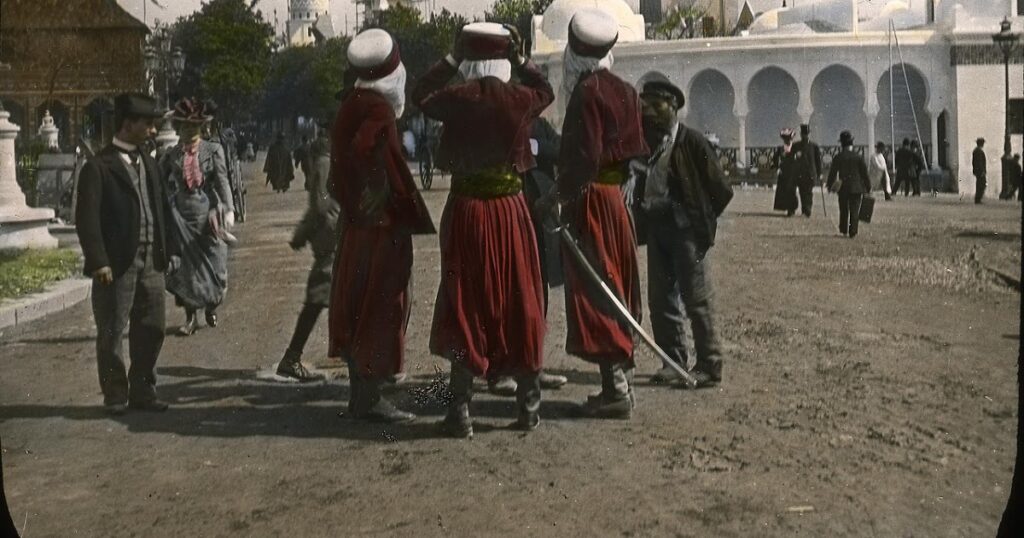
[859,194,875,223]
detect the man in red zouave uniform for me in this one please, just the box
[556,8,650,419]
[328,28,435,424]
[413,22,554,438]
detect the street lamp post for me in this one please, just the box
[144,24,186,149]
[992,18,1020,197]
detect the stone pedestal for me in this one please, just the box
[38,110,59,150]
[0,102,58,250]
[155,117,179,150]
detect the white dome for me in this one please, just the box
[291,0,329,18]
[541,0,643,43]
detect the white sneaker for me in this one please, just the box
[651,363,683,384]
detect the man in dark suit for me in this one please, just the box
[635,80,734,389]
[76,93,177,415]
[827,131,873,238]
[790,124,822,217]
[894,138,915,197]
[973,138,987,204]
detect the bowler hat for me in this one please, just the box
[113,93,164,119]
[839,130,854,145]
[641,80,685,110]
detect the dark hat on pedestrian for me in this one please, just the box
[204,99,219,116]
[875,141,886,150]
[839,130,854,145]
[113,93,165,120]
[568,8,618,59]
[800,124,811,135]
[641,80,685,110]
[347,28,401,81]
[460,22,512,61]
[976,137,985,145]
[170,97,212,124]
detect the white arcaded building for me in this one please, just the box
[532,0,1024,197]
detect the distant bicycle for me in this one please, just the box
[418,141,434,190]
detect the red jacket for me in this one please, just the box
[330,89,434,234]
[412,59,554,175]
[558,70,649,202]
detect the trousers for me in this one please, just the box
[91,245,165,405]
[837,193,864,237]
[646,211,723,378]
[448,363,540,418]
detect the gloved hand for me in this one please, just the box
[224,210,236,229]
[167,256,181,274]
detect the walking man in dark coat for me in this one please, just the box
[973,138,987,203]
[894,138,922,197]
[827,131,872,238]
[790,124,821,217]
[76,93,177,414]
[635,80,733,389]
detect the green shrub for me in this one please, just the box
[0,249,81,301]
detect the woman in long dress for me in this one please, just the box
[773,128,799,216]
[160,98,234,336]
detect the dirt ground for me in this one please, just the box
[1,161,1020,537]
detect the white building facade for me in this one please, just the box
[533,0,1024,197]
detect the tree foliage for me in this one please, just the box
[652,2,710,40]
[170,0,275,123]
[260,37,349,122]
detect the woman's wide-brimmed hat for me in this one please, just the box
[780,127,795,139]
[171,97,212,124]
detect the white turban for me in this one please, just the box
[561,46,614,106]
[355,62,408,118]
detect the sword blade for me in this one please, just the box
[559,226,697,388]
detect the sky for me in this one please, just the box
[117,0,487,37]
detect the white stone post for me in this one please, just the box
[155,116,179,150]
[0,102,58,250]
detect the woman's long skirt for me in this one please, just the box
[165,190,228,310]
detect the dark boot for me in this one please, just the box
[624,367,637,409]
[438,364,474,438]
[510,372,541,431]
[579,363,632,419]
[177,308,198,336]
[205,307,218,328]
[351,375,415,424]
[275,349,325,382]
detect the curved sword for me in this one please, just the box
[558,225,698,388]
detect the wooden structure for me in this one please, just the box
[0,0,149,150]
